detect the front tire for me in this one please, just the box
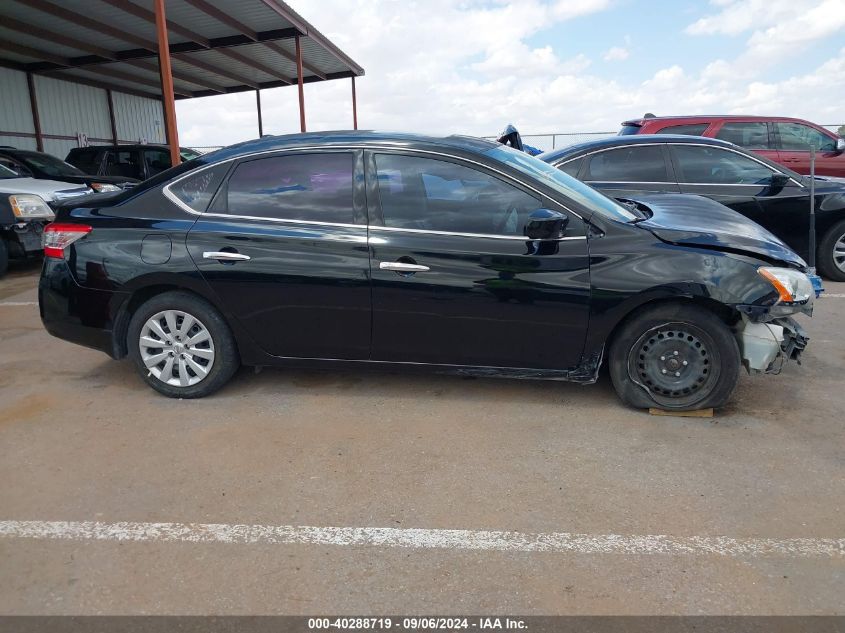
[0,238,8,277]
[817,219,845,282]
[127,291,239,398]
[608,303,740,411]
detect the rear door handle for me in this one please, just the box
[379,261,430,272]
[203,251,251,262]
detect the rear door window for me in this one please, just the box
[584,146,669,182]
[715,122,771,149]
[374,153,542,236]
[672,145,775,184]
[224,152,354,223]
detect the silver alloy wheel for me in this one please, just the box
[139,309,215,387]
[834,232,845,273]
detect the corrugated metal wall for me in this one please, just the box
[0,135,37,150]
[34,75,112,141]
[0,67,35,138]
[0,67,165,159]
[113,91,165,144]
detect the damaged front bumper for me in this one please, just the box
[735,315,809,374]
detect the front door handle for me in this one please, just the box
[203,251,251,262]
[379,261,430,273]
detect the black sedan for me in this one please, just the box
[40,132,813,411]
[0,147,138,192]
[540,135,845,281]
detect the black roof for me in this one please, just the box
[539,134,737,163]
[205,130,500,163]
[66,145,195,153]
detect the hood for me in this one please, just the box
[0,177,92,203]
[624,193,807,268]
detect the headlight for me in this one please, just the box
[91,182,120,193]
[9,194,55,220]
[758,267,813,304]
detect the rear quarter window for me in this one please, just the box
[654,124,709,136]
[67,149,101,174]
[167,162,230,213]
[557,157,583,178]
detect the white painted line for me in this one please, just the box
[0,301,37,307]
[821,293,845,298]
[0,520,842,559]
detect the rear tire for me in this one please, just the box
[608,303,740,411]
[0,238,8,278]
[127,291,239,398]
[817,219,845,282]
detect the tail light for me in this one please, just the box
[43,223,92,259]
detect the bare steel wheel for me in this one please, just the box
[139,310,215,387]
[628,323,719,410]
[128,291,239,398]
[608,303,740,411]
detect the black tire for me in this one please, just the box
[0,238,8,278]
[127,291,239,398]
[817,219,845,282]
[608,303,740,411]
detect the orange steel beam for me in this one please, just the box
[154,0,181,167]
[256,89,264,137]
[295,35,305,133]
[351,76,358,130]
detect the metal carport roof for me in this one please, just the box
[0,0,365,163]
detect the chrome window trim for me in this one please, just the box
[583,180,782,187]
[552,141,803,187]
[162,144,588,232]
[368,225,587,241]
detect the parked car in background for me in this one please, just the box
[0,147,136,191]
[65,145,202,182]
[618,115,845,179]
[40,131,813,412]
[540,135,845,281]
[0,163,94,276]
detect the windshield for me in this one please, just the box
[486,145,637,222]
[0,164,18,179]
[180,148,201,160]
[16,151,85,178]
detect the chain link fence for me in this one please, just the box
[188,126,844,155]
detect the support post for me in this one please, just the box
[351,76,358,130]
[26,73,44,152]
[295,34,305,133]
[154,0,181,167]
[106,89,119,146]
[256,89,263,137]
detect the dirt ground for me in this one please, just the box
[0,259,843,615]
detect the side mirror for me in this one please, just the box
[770,173,790,187]
[524,208,568,240]
[836,138,845,154]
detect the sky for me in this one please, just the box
[175,0,845,150]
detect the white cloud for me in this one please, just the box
[175,1,845,151]
[687,0,845,68]
[603,46,629,61]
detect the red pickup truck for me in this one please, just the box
[620,115,845,178]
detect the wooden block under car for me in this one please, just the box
[648,407,714,418]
